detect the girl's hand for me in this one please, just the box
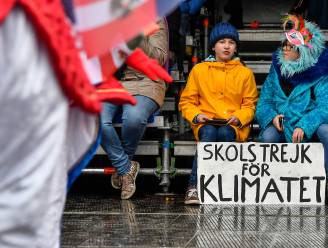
[197,114,211,123]
[272,114,284,132]
[292,128,304,143]
[227,115,241,126]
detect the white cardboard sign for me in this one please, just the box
[197,142,326,205]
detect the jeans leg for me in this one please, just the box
[121,95,158,160]
[316,124,328,175]
[100,103,131,175]
[216,125,236,141]
[189,125,217,187]
[260,125,286,143]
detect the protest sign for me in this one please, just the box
[197,142,326,205]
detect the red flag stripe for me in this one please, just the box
[99,53,115,81]
[74,0,104,7]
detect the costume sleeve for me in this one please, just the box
[232,69,258,127]
[255,65,279,129]
[178,66,201,123]
[296,76,328,139]
[0,0,15,23]
[139,19,168,66]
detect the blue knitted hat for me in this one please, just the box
[209,22,239,48]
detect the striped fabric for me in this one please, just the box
[73,0,181,84]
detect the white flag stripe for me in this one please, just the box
[75,1,113,30]
[80,52,103,84]
[112,43,130,67]
[75,0,146,31]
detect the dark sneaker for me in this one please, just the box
[121,161,140,200]
[111,172,122,189]
[184,187,200,205]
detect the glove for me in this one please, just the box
[96,76,137,105]
[125,48,173,83]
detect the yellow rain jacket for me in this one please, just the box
[179,59,258,141]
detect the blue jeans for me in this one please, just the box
[260,124,328,174]
[101,95,158,175]
[189,125,236,187]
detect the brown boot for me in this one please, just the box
[111,172,122,189]
[121,161,140,200]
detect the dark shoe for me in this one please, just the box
[121,161,140,200]
[184,187,200,205]
[111,172,122,189]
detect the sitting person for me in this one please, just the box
[179,22,258,205]
[101,19,168,200]
[255,15,328,174]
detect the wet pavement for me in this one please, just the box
[62,178,328,248]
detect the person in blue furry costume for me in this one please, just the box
[255,15,328,174]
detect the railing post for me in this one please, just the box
[159,116,171,193]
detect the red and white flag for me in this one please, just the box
[74,0,156,58]
[80,42,130,84]
[74,0,181,84]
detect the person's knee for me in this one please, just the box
[317,124,328,142]
[123,112,149,129]
[199,125,217,141]
[217,126,236,141]
[259,126,282,143]
[261,130,280,143]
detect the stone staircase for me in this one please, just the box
[84,27,328,192]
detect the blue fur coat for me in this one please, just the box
[255,48,328,142]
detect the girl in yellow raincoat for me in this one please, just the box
[179,22,258,205]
